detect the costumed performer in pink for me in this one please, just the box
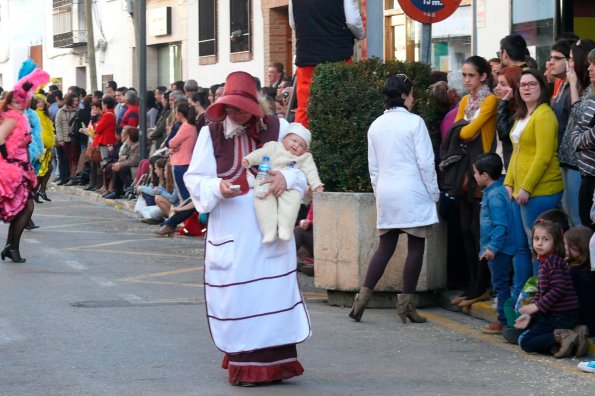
[0,67,50,262]
[184,71,311,386]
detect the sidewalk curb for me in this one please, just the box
[49,183,136,213]
[439,291,594,358]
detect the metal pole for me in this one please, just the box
[84,0,97,92]
[421,23,432,66]
[135,0,147,159]
[472,0,478,55]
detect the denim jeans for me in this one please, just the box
[488,252,513,324]
[510,192,563,289]
[518,310,579,354]
[561,167,582,227]
[173,164,190,201]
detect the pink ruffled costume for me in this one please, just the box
[0,109,37,221]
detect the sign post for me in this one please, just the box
[397,0,462,65]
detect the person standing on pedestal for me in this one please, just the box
[289,0,365,128]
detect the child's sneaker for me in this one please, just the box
[578,361,595,373]
[481,321,504,334]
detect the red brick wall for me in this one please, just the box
[262,0,294,82]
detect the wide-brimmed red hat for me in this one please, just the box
[205,71,264,122]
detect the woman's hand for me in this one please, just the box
[299,219,311,230]
[505,185,513,200]
[151,187,159,195]
[501,86,513,101]
[566,60,577,88]
[220,181,242,199]
[516,189,530,205]
[514,313,532,329]
[263,170,287,198]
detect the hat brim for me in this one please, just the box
[205,95,264,122]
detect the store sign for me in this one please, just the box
[148,7,171,36]
[397,0,462,24]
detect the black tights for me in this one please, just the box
[363,230,426,293]
[5,198,34,253]
[38,163,52,193]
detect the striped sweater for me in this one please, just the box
[570,94,595,176]
[534,254,579,314]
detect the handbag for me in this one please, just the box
[85,145,102,162]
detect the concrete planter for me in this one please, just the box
[313,192,447,306]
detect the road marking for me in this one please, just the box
[43,247,62,255]
[118,267,203,288]
[64,238,159,251]
[68,248,199,259]
[65,260,87,270]
[40,219,118,230]
[89,276,116,287]
[0,319,24,344]
[25,238,40,244]
[423,310,595,380]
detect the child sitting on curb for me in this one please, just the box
[515,220,582,358]
[472,153,515,335]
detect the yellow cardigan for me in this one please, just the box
[454,93,498,153]
[503,103,563,197]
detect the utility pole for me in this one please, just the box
[134,0,147,159]
[84,0,97,92]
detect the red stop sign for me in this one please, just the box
[397,0,462,24]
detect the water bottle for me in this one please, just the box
[254,156,271,199]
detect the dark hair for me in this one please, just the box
[498,65,522,113]
[571,39,595,92]
[382,74,413,110]
[0,91,14,111]
[253,76,262,91]
[464,55,493,89]
[564,226,593,268]
[172,80,185,91]
[126,127,140,142]
[189,90,210,109]
[500,34,530,62]
[116,86,128,94]
[93,90,104,100]
[68,86,81,97]
[551,38,577,58]
[473,153,503,180]
[514,69,549,119]
[101,95,116,109]
[156,86,167,94]
[532,219,566,257]
[91,100,102,109]
[175,101,197,126]
[106,80,117,91]
[146,90,158,109]
[48,84,59,92]
[430,71,448,84]
[63,93,77,107]
[271,62,284,74]
[53,89,63,101]
[82,95,93,108]
[535,208,570,232]
[488,57,501,64]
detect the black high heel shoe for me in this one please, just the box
[33,193,43,204]
[38,192,51,202]
[1,245,26,263]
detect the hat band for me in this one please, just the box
[224,89,258,104]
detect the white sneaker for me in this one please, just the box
[577,361,595,373]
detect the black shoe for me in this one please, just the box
[33,194,43,204]
[1,245,26,263]
[502,326,521,345]
[25,222,40,231]
[38,192,51,201]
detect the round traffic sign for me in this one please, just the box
[397,0,461,24]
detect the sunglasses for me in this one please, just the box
[396,73,410,83]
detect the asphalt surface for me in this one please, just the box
[0,188,593,395]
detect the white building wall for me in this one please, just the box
[476,0,512,59]
[187,0,266,88]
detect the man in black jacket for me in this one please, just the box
[289,0,365,128]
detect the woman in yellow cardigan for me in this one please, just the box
[33,94,55,202]
[451,56,498,309]
[504,69,564,298]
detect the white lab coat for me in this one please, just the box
[368,107,440,230]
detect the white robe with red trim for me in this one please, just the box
[184,125,311,354]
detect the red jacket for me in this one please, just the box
[92,110,117,147]
[120,104,139,128]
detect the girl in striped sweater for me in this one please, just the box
[516,219,582,358]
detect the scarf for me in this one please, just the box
[465,84,491,120]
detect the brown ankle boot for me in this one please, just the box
[348,287,373,322]
[553,328,578,358]
[397,293,427,324]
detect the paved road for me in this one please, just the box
[0,190,593,395]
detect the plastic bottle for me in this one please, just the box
[254,156,271,199]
